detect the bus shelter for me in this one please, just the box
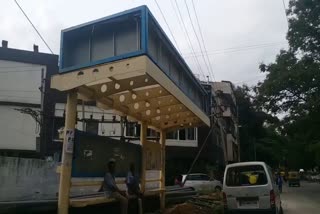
[51,6,210,214]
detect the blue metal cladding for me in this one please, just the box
[59,5,209,115]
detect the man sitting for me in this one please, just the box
[102,158,128,214]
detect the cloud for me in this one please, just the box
[0,0,289,85]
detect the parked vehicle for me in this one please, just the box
[180,173,222,192]
[288,171,300,187]
[223,161,283,214]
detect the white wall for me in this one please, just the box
[0,105,39,150]
[0,60,45,104]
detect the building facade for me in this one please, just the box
[212,81,240,163]
[0,41,61,158]
[0,43,239,171]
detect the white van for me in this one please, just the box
[223,162,283,214]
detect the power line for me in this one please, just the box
[169,0,202,77]
[184,0,214,81]
[0,69,42,74]
[189,0,216,81]
[0,65,45,69]
[282,0,289,27]
[153,0,182,54]
[173,0,206,80]
[183,42,286,58]
[0,89,39,93]
[13,0,54,54]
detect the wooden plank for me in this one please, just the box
[70,197,115,208]
[108,85,169,106]
[160,130,166,210]
[71,180,125,187]
[146,58,210,126]
[89,74,157,97]
[145,178,162,183]
[51,56,147,91]
[58,90,77,214]
[140,122,147,193]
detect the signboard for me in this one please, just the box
[72,131,141,177]
[65,129,75,153]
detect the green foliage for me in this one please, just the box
[254,0,320,169]
[235,86,285,167]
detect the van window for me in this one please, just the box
[226,165,268,186]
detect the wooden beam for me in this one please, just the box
[140,122,147,193]
[160,116,201,129]
[127,95,179,113]
[58,90,77,214]
[160,130,166,210]
[146,58,210,126]
[109,86,170,106]
[51,56,147,91]
[90,75,157,97]
[141,104,187,119]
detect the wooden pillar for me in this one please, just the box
[58,90,77,214]
[140,121,147,193]
[160,130,166,210]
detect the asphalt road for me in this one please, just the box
[281,181,320,214]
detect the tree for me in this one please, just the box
[235,86,285,167]
[256,0,320,169]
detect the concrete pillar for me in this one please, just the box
[58,90,77,214]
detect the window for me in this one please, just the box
[179,129,186,140]
[200,174,210,181]
[167,131,178,140]
[53,117,65,140]
[147,128,158,137]
[226,165,268,187]
[187,174,201,181]
[187,128,195,140]
[126,122,136,137]
[85,121,99,135]
[167,128,197,141]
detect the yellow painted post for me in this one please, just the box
[58,90,77,214]
[160,130,166,210]
[140,121,147,193]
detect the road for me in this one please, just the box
[281,181,320,214]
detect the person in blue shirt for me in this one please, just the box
[126,163,142,197]
[103,158,128,214]
[276,173,283,193]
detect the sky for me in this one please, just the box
[0,0,290,85]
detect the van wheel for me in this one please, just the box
[215,186,222,192]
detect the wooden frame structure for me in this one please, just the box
[52,55,210,213]
[52,6,210,214]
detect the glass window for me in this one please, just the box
[187,175,201,181]
[167,131,178,140]
[187,128,195,140]
[85,121,99,135]
[53,117,65,140]
[200,174,210,181]
[226,165,268,187]
[179,129,186,140]
[126,122,136,137]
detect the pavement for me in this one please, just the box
[281,181,320,214]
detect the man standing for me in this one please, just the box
[276,173,283,193]
[103,158,128,214]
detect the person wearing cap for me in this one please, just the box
[102,158,128,214]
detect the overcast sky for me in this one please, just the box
[0,0,289,85]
